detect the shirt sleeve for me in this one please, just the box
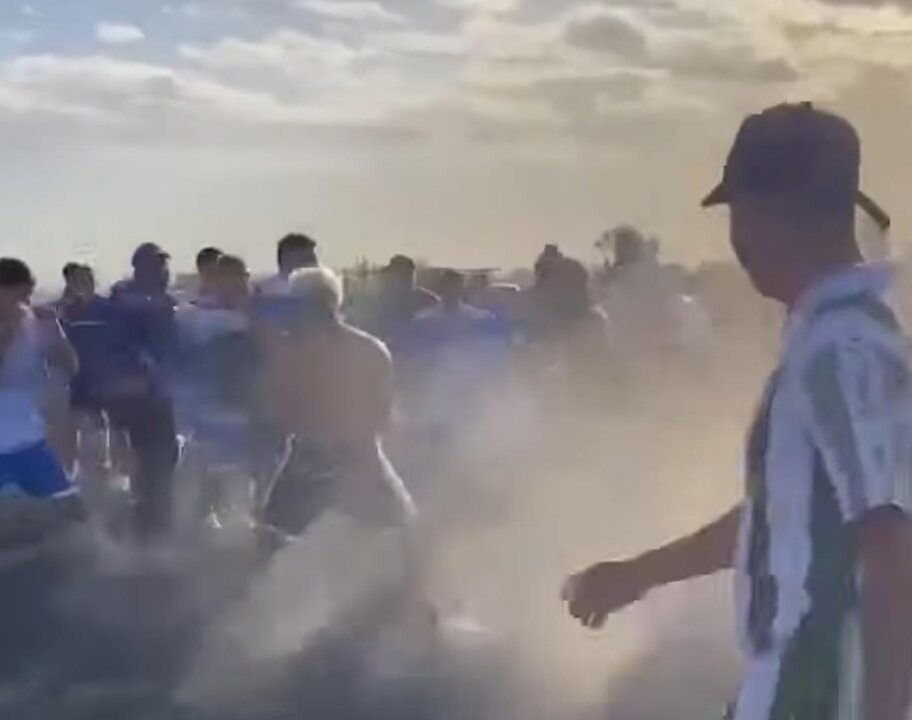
[799,333,912,521]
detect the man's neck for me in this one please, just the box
[0,303,26,326]
[785,254,863,311]
[131,277,164,295]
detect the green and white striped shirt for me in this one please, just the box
[733,264,912,720]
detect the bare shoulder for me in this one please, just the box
[341,323,392,364]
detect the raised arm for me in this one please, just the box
[564,504,741,628]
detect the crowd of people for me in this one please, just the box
[1,101,911,720]
[0,220,713,553]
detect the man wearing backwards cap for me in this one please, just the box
[563,103,912,720]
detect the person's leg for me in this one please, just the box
[111,394,179,541]
[257,441,335,561]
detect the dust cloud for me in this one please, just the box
[0,268,779,720]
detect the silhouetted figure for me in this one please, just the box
[256,233,319,297]
[365,255,439,345]
[194,246,223,303]
[56,263,118,479]
[177,254,258,527]
[107,243,179,540]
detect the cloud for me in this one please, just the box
[179,30,359,72]
[295,0,406,24]
[563,9,650,61]
[667,43,800,83]
[438,0,520,15]
[815,0,912,5]
[95,22,146,45]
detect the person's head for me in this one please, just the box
[62,262,95,299]
[131,242,170,292]
[277,233,318,276]
[551,257,591,318]
[287,267,344,327]
[383,255,417,291]
[612,226,650,268]
[534,244,562,284]
[196,247,223,291]
[702,102,889,304]
[438,269,465,309]
[0,258,35,314]
[214,254,249,306]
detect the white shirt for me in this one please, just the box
[0,311,49,453]
[255,274,292,298]
[176,301,248,346]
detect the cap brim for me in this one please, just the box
[701,182,729,208]
[857,190,891,231]
[701,184,890,232]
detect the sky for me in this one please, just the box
[2,0,912,282]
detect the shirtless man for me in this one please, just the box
[0,259,81,540]
[260,267,415,546]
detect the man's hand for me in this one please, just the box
[562,559,652,628]
[562,506,742,630]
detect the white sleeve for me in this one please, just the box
[800,334,912,520]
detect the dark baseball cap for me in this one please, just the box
[702,102,890,230]
[131,242,170,267]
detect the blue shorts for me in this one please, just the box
[0,441,76,499]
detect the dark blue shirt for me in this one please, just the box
[108,280,178,388]
[58,295,121,403]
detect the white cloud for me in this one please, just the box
[295,1,406,24]
[95,22,146,45]
[438,0,520,15]
[179,30,360,74]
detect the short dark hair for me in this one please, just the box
[217,254,247,276]
[62,262,83,281]
[196,247,223,272]
[0,258,35,289]
[387,255,416,274]
[277,233,317,265]
[439,268,465,294]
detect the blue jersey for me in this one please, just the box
[107,280,178,390]
[58,295,121,406]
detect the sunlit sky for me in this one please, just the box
[1,0,911,283]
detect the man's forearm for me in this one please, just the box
[637,504,741,590]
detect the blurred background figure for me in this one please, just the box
[354,254,439,347]
[597,226,712,363]
[55,263,117,492]
[256,233,320,298]
[193,247,224,304]
[176,254,258,532]
[107,243,179,541]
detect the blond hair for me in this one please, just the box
[287,266,343,316]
